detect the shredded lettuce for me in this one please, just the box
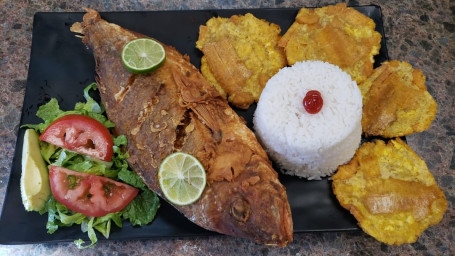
[22,83,115,133]
[76,82,105,114]
[26,83,160,249]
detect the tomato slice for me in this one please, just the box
[49,166,139,217]
[40,114,114,161]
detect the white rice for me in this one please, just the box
[253,61,362,180]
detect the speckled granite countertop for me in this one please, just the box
[0,0,453,255]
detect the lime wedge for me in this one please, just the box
[158,152,206,206]
[21,129,51,211]
[121,38,166,74]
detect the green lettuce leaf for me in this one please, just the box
[24,82,160,249]
[118,169,148,191]
[21,98,64,133]
[122,189,160,226]
[22,83,114,132]
[76,82,104,114]
[39,141,59,164]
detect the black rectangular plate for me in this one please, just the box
[0,6,388,244]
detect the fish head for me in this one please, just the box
[204,159,293,247]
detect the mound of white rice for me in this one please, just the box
[253,61,362,180]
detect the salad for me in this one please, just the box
[22,83,160,248]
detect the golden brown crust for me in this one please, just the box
[201,39,253,108]
[75,8,293,247]
[196,13,286,109]
[332,138,447,245]
[278,3,382,84]
[359,60,438,137]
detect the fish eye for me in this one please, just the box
[230,197,250,223]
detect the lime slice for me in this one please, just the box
[21,129,51,211]
[158,152,206,206]
[121,38,166,74]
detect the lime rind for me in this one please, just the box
[158,152,206,206]
[121,38,166,74]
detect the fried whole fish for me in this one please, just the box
[71,9,293,246]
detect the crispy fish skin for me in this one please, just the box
[359,60,437,138]
[332,138,447,245]
[279,3,381,84]
[71,9,292,247]
[196,13,287,109]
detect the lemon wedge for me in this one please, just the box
[20,129,51,211]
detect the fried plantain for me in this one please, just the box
[332,138,447,245]
[196,13,287,109]
[279,3,381,84]
[359,60,437,138]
